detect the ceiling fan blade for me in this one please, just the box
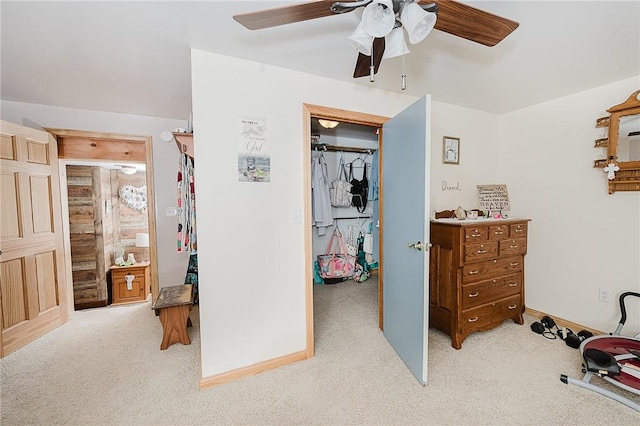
[234,1,341,30]
[353,37,385,79]
[427,0,519,46]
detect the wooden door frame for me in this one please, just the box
[44,128,159,308]
[303,104,389,358]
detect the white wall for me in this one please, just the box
[430,102,502,213]
[499,77,640,334]
[191,50,420,378]
[1,101,190,288]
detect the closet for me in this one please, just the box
[310,118,380,299]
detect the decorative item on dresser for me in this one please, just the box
[109,261,150,305]
[429,215,531,349]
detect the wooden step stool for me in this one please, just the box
[152,284,194,350]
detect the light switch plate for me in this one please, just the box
[291,209,301,224]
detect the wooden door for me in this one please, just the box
[0,120,68,357]
[382,96,430,384]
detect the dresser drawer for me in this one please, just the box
[461,273,522,310]
[112,269,144,283]
[464,227,487,242]
[509,223,527,237]
[499,237,527,256]
[488,225,509,241]
[462,255,523,284]
[464,241,498,263]
[461,294,522,334]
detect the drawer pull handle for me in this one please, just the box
[468,292,479,298]
[515,229,524,232]
[494,230,503,234]
[509,245,518,249]
[508,304,518,310]
[477,249,487,254]
[468,270,479,275]
[510,262,519,266]
[471,233,481,237]
[509,283,518,287]
[468,317,479,322]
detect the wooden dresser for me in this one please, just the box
[429,218,530,349]
[110,261,150,305]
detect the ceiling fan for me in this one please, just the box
[233,0,519,81]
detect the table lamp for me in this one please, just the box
[135,232,149,262]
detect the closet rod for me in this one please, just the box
[334,216,372,220]
[312,144,376,154]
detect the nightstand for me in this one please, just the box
[110,261,150,305]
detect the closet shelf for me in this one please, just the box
[174,133,194,158]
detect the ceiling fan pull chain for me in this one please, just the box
[401,48,406,90]
[370,43,375,82]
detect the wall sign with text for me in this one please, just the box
[238,116,271,183]
[477,184,510,212]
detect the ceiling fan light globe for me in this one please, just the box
[119,165,137,175]
[382,27,410,60]
[347,21,374,55]
[361,0,395,37]
[400,3,437,44]
[318,119,340,129]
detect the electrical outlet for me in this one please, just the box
[598,288,610,303]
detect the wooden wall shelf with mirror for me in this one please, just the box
[594,90,640,193]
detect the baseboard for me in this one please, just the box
[74,300,108,310]
[199,349,309,390]
[524,307,603,336]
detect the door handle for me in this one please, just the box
[408,241,423,251]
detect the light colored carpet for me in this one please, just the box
[1,277,639,425]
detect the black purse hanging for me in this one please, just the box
[349,161,368,213]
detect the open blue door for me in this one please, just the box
[382,96,430,384]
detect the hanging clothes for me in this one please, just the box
[184,253,198,304]
[177,153,196,253]
[177,152,198,302]
[368,151,379,264]
[311,151,333,236]
[368,151,379,202]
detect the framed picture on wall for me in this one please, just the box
[443,136,460,165]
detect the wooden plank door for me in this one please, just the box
[0,120,68,357]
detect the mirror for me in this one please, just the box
[616,114,640,162]
[604,90,640,193]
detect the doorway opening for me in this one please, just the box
[63,161,149,309]
[46,128,159,311]
[303,104,389,357]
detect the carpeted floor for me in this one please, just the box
[1,277,639,425]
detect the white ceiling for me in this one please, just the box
[2,1,639,121]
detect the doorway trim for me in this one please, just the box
[45,128,159,307]
[303,104,389,357]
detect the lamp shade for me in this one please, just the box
[400,2,437,44]
[362,0,395,38]
[135,232,149,248]
[382,27,410,60]
[347,21,374,55]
